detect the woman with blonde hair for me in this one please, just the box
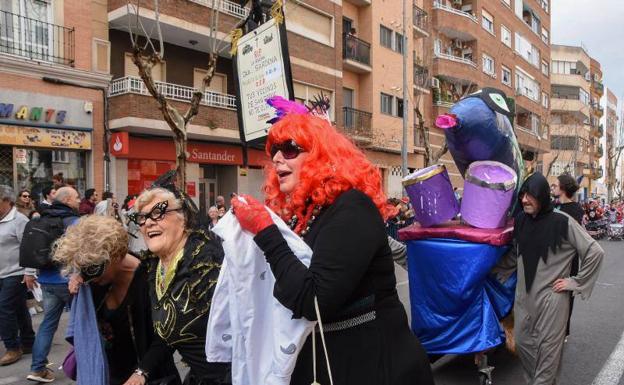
[54,215,179,385]
[15,189,36,218]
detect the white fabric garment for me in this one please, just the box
[206,210,315,385]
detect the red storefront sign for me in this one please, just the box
[110,132,129,156]
[186,181,197,197]
[113,136,268,167]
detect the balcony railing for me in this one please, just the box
[343,34,371,66]
[414,64,429,88]
[432,0,478,23]
[593,81,604,95]
[413,5,429,32]
[189,0,249,19]
[434,51,478,68]
[109,76,237,110]
[342,107,372,138]
[0,10,74,66]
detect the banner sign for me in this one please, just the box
[0,125,92,150]
[234,17,294,144]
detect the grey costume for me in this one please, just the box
[496,214,603,384]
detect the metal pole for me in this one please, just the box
[401,0,409,177]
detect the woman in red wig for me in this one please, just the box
[231,104,434,385]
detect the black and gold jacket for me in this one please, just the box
[142,228,224,374]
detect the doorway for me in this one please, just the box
[199,178,218,216]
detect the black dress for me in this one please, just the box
[91,264,180,385]
[254,189,434,385]
[141,228,231,385]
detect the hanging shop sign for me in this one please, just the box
[0,125,92,150]
[233,16,294,144]
[0,90,93,131]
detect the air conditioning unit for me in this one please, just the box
[431,78,440,89]
[452,0,462,5]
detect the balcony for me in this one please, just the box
[344,0,372,6]
[343,34,372,73]
[342,107,373,141]
[109,76,236,109]
[413,5,429,38]
[432,88,454,108]
[413,64,429,92]
[592,167,604,180]
[551,95,590,120]
[591,124,604,138]
[593,80,604,96]
[596,144,604,158]
[0,9,74,66]
[594,104,605,118]
[432,1,478,23]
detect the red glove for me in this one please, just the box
[231,194,274,235]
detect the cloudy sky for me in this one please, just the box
[551,0,624,106]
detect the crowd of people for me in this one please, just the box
[0,95,606,385]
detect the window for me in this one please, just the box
[501,25,511,47]
[52,151,69,163]
[515,67,540,102]
[551,60,578,75]
[395,33,404,54]
[541,60,549,77]
[380,25,393,49]
[285,2,334,46]
[541,27,549,44]
[482,53,495,76]
[294,81,335,119]
[501,0,511,7]
[381,93,393,115]
[0,0,52,62]
[502,66,512,86]
[542,92,549,109]
[397,98,404,118]
[434,38,442,55]
[125,53,166,81]
[194,69,227,94]
[515,33,540,67]
[580,89,590,105]
[482,10,494,35]
[541,0,549,13]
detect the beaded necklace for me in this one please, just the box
[288,205,323,237]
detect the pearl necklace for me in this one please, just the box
[288,205,323,237]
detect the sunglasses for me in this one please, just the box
[81,261,109,283]
[270,140,305,160]
[21,194,30,198]
[129,200,182,226]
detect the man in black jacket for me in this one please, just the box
[24,187,80,383]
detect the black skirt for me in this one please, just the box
[291,300,434,385]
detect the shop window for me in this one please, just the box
[0,146,13,187]
[127,159,175,195]
[15,148,87,198]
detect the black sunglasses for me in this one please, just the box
[129,200,182,226]
[270,140,305,160]
[21,194,30,198]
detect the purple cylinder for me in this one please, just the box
[403,164,459,228]
[461,161,517,229]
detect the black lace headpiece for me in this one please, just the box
[150,170,199,229]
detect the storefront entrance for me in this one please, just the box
[199,178,218,215]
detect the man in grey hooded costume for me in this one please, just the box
[494,172,604,385]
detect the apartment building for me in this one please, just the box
[0,0,110,198]
[106,0,346,214]
[589,57,604,194]
[604,88,619,197]
[543,45,595,199]
[428,0,551,187]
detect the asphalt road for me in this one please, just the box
[1,239,623,385]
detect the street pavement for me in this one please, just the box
[1,239,623,384]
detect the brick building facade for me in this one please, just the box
[0,0,110,200]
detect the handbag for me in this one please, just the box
[62,347,77,380]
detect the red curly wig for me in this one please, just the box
[263,113,396,233]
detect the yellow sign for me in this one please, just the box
[0,125,91,150]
